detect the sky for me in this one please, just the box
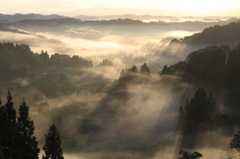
[1,0,240,17]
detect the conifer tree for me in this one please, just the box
[17,99,40,159]
[178,105,184,121]
[42,124,64,159]
[184,97,190,112]
[230,130,240,154]
[176,105,185,131]
[129,65,138,73]
[140,63,150,75]
[161,65,168,74]
[0,98,3,159]
[0,147,3,159]
[185,88,218,123]
[0,91,17,159]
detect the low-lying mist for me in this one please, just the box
[0,22,197,70]
[2,19,240,159]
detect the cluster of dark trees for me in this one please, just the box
[184,21,240,47]
[178,88,219,131]
[119,63,151,81]
[177,88,222,147]
[0,42,92,79]
[161,44,230,82]
[178,150,202,159]
[97,59,113,67]
[179,128,240,158]
[161,42,240,106]
[176,87,240,158]
[170,21,240,47]
[0,92,64,159]
[178,88,224,135]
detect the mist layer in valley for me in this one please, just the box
[1,14,240,159]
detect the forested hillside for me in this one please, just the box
[1,19,240,159]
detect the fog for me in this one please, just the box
[1,19,239,159]
[0,24,197,74]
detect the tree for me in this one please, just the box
[98,59,113,67]
[17,99,40,159]
[225,47,240,88]
[213,112,231,129]
[42,124,64,159]
[184,97,190,112]
[140,63,150,76]
[178,105,184,120]
[176,105,185,131]
[213,112,231,147]
[185,88,218,124]
[179,150,202,159]
[39,50,49,64]
[0,146,3,159]
[230,130,240,154]
[0,91,17,159]
[161,65,168,74]
[129,65,138,73]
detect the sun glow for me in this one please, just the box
[176,0,239,13]
[1,0,240,16]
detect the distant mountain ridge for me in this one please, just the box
[0,13,67,23]
[10,18,82,26]
[8,17,240,31]
[0,13,239,24]
[75,14,176,21]
[75,14,239,22]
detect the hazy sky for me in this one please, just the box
[1,0,240,17]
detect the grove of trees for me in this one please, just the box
[0,92,64,159]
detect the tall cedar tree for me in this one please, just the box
[0,91,17,159]
[42,124,64,159]
[140,63,150,76]
[17,99,40,159]
[0,98,3,159]
[0,146,3,159]
[185,88,217,124]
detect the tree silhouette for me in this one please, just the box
[213,112,231,129]
[230,130,240,154]
[179,150,202,159]
[98,59,113,67]
[0,91,17,159]
[185,88,218,124]
[176,105,185,131]
[17,99,40,159]
[140,63,150,76]
[42,124,64,159]
[129,65,138,73]
[213,112,231,147]
[39,50,49,64]
[0,146,3,159]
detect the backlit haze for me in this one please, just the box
[1,0,240,16]
[1,0,240,159]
